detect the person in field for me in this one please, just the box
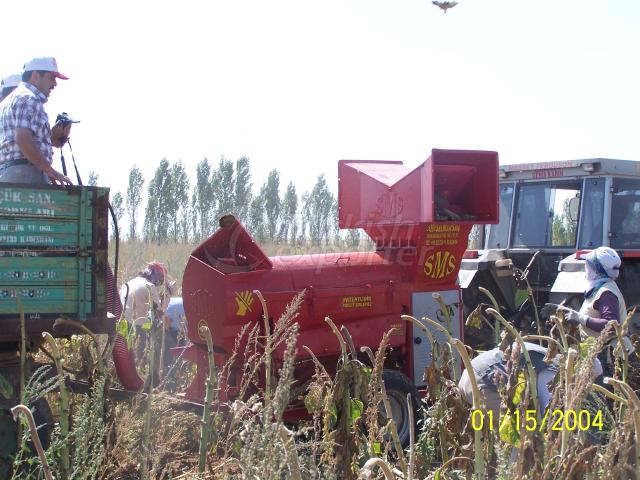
[163,296,186,347]
[458,342,603,440]
[119,262,172,326]
[458,342,562,421]
[543,246,631,376]
[120,262,175,367]
[162,297,186,390]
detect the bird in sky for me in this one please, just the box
[432,1,458,13]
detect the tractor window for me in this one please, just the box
[610,178,640,249]
[486,183,514,248]
[578,178,605,249]
[512,182,580,248]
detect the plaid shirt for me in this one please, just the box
[0,82,53,166]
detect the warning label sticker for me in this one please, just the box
[342,295,372,309]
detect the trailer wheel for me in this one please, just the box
[381,369,421,447]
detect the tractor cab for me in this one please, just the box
[460,158,640,346]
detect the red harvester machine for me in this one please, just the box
[180,149,498,441]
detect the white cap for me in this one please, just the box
[1,73,21,89]
[23,57,69,80]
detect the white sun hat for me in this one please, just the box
[1,73,21,89]
[23,57,69,80]
[585,246,621,280]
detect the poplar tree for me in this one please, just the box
[263,169,281,242]
[126,165,144,240]
[346,229,361,248]
[214,157,234,219]
[190,191,199,241]
[306,175,334,246]
[194,158,214,240]
[143,158,172,243]
[299,191,310,245]
[278,182,297,244]
[110,192,124,240]
[248,186,267,243]
[170,161,190,242]
[331,197,341,245]
[87,171,99,186]
[234,156,252,224]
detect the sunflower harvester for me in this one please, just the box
[179,148,498,425]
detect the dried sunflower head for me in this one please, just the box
[465,305,486,329]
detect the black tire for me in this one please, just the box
[29,397,54,451]
[381,369,420,447]
[0,397,53,477]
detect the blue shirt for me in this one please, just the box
[165,297,185,331]
[471,342,559,390]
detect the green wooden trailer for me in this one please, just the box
[0,183,113,342]
[0,183,116,474]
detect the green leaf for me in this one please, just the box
[372,441,381,455]
[511,372,526,406]
[498,410,521,447]
[328,403,338,429]
[579,336,596,361]
[515,289,529,308]
[350,398,364,424]
[116,319,137,350]
[361,365,372,382]
[116,319,129,339]
[0,373,13,399]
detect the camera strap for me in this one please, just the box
[59,141,82,185]
[68,140,83,186]
[60,150,68,176]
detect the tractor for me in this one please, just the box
[459,157,640,349]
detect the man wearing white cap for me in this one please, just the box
[0,57,72,184]
[0,74,21,102]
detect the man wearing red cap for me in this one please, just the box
[120,262,176,375]
[0,57,72,184]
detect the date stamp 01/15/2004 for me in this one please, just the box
[471,409,604,432]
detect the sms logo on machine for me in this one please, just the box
[235,290,254,316]
[423,250,457,280]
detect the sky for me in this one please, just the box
[2,0,640,203]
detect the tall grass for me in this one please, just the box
[7,240,640,479]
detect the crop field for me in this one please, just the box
[5,242,640,480]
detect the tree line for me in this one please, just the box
[98,157,364,248]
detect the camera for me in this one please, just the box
[55,112,79,126]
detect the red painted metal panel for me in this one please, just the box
[181,149,499,402]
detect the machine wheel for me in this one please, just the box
[381,369,421,447]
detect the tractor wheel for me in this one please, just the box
[381,369,421,447]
